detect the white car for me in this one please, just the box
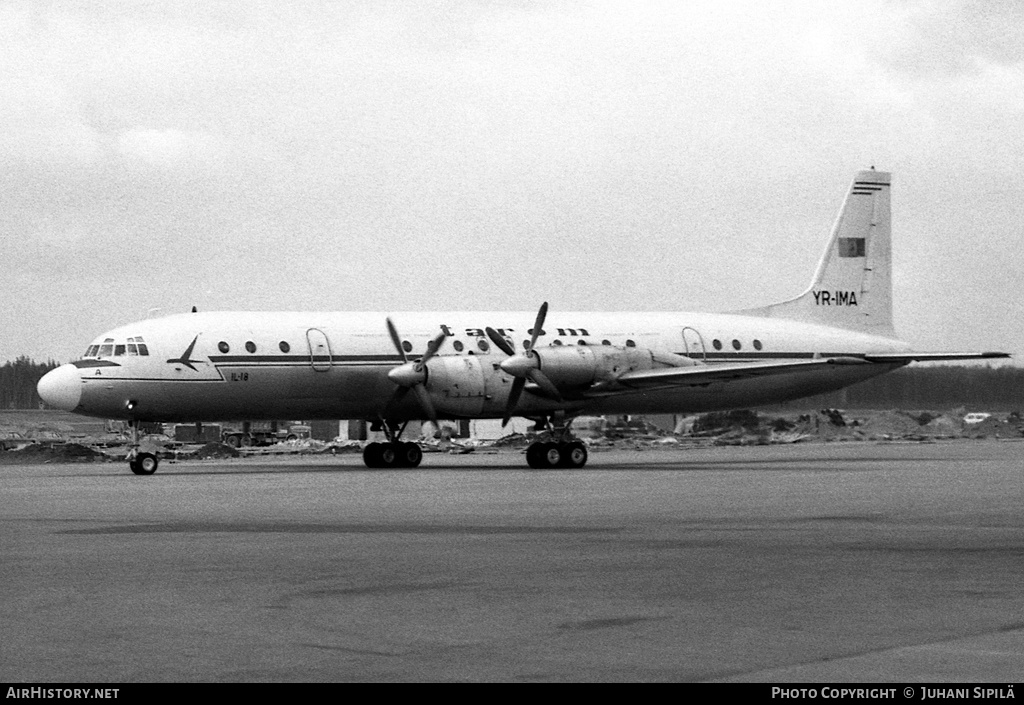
[963,413,992,424]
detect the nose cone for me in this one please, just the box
[37,364,83,411]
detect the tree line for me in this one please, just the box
[794,365,1024,411]
[1,358,60,409]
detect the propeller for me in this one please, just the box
[485,301,562,426]
[385,318,447,427]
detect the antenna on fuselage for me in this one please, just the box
[192,306,198,313]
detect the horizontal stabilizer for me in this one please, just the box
[862,352,1011,364]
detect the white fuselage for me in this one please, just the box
[44,309,912,423]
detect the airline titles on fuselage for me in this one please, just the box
[439,325,591,339]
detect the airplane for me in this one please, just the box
[37,169,1007,475]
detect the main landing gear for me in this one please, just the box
[126,419,160,475]
[523,414,589,469]
[363,441,423,468]
[362,419,423,468]
[360,417,589,470]
[525,440,588,469]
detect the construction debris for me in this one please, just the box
[3,408,1023,464]
[0,442,110,464]
[189,442,240,459]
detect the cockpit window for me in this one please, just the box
[88,337,149,358]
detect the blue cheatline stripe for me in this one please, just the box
[204,351,869,365]
[208,354,402,364]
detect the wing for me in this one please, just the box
[583,356,869,396]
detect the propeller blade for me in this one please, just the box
[384,318,450,426]
[412,384,439,427]
[528,301,548,351]
[485,327,516,357]
[529,368,562,400]
[384,385,410,415]
[502,377,525,426]
[385,317,408,363]
[420,328,447,366]
[495,302,560,409]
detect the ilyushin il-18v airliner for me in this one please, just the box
[38,169,1007,474]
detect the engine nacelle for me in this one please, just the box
[532,345,699,389]
[423,355,488,417]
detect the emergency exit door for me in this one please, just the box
[306,328,332,371]
[681,326,707,361]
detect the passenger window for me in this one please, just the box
[279,341,290,353]
[601,340,611,346]
[712,339,722,350]
[732,339,741,350]
[245,341,257,353]
[477,340,490,352]
[219,342,230,353]
[402,341,412,353]
[625,340,636,348]
[577,340,587,345]
[522,340,531,350]
[753,339,763,351]
[453,340,464,352]
[552,340,563,346]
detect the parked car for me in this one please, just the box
[963,413,992,424]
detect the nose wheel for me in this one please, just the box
[129,451,160,475]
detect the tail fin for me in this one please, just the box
[736,169,896,337]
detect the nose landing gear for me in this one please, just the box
[126,419,160,475]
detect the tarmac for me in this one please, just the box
[3,440,1024,682]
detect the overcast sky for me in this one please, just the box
[3,0,1023,363]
